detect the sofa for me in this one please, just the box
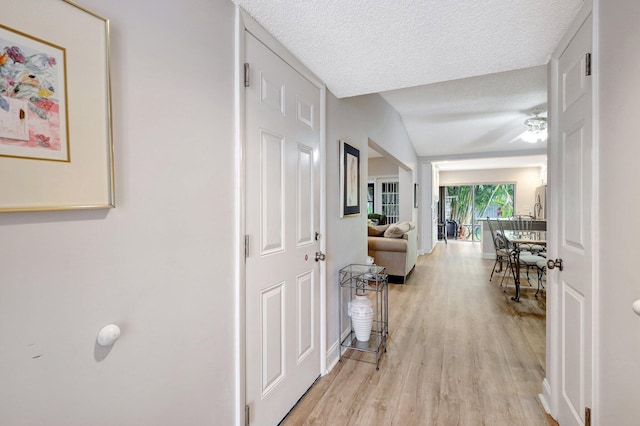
[367,213,387,225]
[367,221,418,283]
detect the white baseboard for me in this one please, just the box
[325,328,351,374]
[326,339,340,373]
[539,378,552,414]
[418,246,434,255]
[483,252,497,260]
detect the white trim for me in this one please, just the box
[326,323,353,373]
[235,8,328,425]
[233,7,246,426]
[420,148,547,163]
[539,378,552,414]
[325,339,341,373]
[320,86,328,375]
[546,47,560,422]
[590,1,601,423]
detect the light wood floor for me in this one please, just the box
[282,241,557,426]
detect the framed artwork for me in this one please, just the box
[0,0,114,212]
[414,183,419,208]
[339,140,360,217]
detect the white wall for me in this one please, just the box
[0,1,237,424]
[598,0,640,422]
[326,92,417,364]
[418,162,436,254]
[368,155,417,224]
[439,167,543,217]
[398,168,414,222]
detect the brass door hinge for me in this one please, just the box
[585,406,591,426]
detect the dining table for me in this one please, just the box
[502,230,547,302]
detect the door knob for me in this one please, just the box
[315,252,326,262]
[546,258,563,271]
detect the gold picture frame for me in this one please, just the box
[0,0,114,212]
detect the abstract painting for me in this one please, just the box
[0,24,68,162]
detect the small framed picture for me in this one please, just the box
[339,140,360,217]
[414,183,419,208]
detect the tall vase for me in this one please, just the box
[348,294,374,342]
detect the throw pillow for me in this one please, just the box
[395,220,416,230]
[383,222,411,238]
[368,224,389,236]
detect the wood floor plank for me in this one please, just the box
[281,242,558,426]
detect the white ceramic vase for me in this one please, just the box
[348,294,374,342]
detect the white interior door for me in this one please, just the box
[554,13,593,426]
[244,32,321,426]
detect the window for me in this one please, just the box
[442,184,515,241]
[381,180,399,224]
[367,183,374,214]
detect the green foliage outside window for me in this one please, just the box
[445,184,514,240]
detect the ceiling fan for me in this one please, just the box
[509,108,547,144]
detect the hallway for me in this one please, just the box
[283,242,556,425]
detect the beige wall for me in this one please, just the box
[326,92,417,364]
[0,1,237,424]
[368,156,398,177]
[598,0,640,422]
[439,167,543,217]
[0,2,419,422]
[0,3,419,423]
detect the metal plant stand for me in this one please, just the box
[338,264,388,370]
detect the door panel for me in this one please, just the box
[260,74,285,114]
[556,13,592,426]
[563,54,588,111]
[261,282,286,395]
[261,130,285,255]
[562,125,585,250]
[245,31,321,426]
[562,282,585,420]
[296,97,314,129]
[297,145,313,246]
[297,271,314,362]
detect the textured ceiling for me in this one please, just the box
[235,0,583,160]
[234,0,583,98]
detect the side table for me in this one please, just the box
[338,264,388,369]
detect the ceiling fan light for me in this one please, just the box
[522,128,547,143]
[524,116,547,131]
[520,113,548,143]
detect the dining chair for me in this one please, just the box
[535,258,547,297]
[493,219,520,287]
[497,218,546,291]
[486,217,510,282]
[509,215,545,254]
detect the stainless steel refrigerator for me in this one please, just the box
[534,185,547,220]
